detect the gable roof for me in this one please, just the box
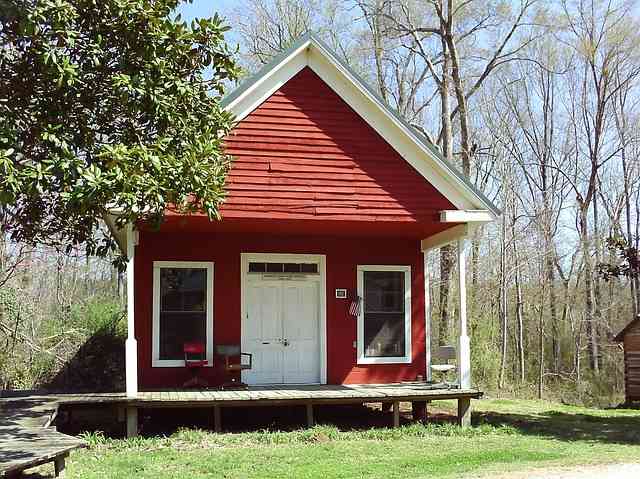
[614,316,640,342]
[222,32,500,218]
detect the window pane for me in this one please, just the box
[363,271,406,358]
[300,263,319,274]
[266,263,283,273]
[248,262,266,273]
[159,267,207,361]
[250,262,318,274]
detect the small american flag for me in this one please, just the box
[349,295,361,317]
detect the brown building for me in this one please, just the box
[615,316,640,403]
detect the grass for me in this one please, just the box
[45,399,640,478]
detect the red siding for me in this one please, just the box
[135,231,426,389]
[223,67,455,223]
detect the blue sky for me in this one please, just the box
[176,1,234,23]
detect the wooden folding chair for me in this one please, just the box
[215,344,252,390]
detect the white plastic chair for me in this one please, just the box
[430,345,457,388]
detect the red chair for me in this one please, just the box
[183,342,208,388]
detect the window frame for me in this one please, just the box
[152,261,214,368]
[356,265,412,365]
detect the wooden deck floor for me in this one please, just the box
[37,383,480,407]
[0,395,85,477]
[1,383,482,445]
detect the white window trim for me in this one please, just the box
[357,265,412,365]
[152,261,214,368]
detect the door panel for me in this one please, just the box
[243,280,283,384]
[282,281,320,384]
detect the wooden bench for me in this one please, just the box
[0,425,84,478]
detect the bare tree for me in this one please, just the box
[561,0,640,372]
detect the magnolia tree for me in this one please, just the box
[0,0,239,266]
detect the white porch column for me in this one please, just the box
[125,223,138,397]
[423,250,432,382]
[457,237,471,389]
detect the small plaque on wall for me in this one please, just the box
[335,288,348,299]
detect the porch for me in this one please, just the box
[126,383,481,434]
[1,383,482,440]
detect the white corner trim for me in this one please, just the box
[152,261,214,368]
[356,265,412,365]
[440,210,494,223]
[421,224,472,251]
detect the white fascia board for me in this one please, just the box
[221,35,498,215]
[102,212,127,254]
[306,47,476,211]
[440,210,494,223]
[421,224,473,251]
[225,41,310,122]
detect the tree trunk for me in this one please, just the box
[547,248,560,373]
[514,237,525,383]
[438,245,453,345]
[622,145,639,316]
[579,205,599,373]
[538,303,544,399]
[498,214,508,389]
[437,27,455,347]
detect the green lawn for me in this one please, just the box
[56,399,640,478]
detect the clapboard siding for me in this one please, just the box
[623,322,640,401]
[222,67,455,221]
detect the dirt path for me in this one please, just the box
[481,463,640,479]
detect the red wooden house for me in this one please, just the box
[106,34,498,402]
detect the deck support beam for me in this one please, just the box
[54,454,67,477]
[126,406,138,438]
[457,398,471,427]
[306,403,314,427]
[392,401,400,428]
[412,401,427,422]
[213,405,222,433]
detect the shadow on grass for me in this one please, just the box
[138,403,421,436]
[475,409,640,445]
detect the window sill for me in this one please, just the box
[152,360,214,368]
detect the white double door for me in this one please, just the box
[243,277,321,385]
